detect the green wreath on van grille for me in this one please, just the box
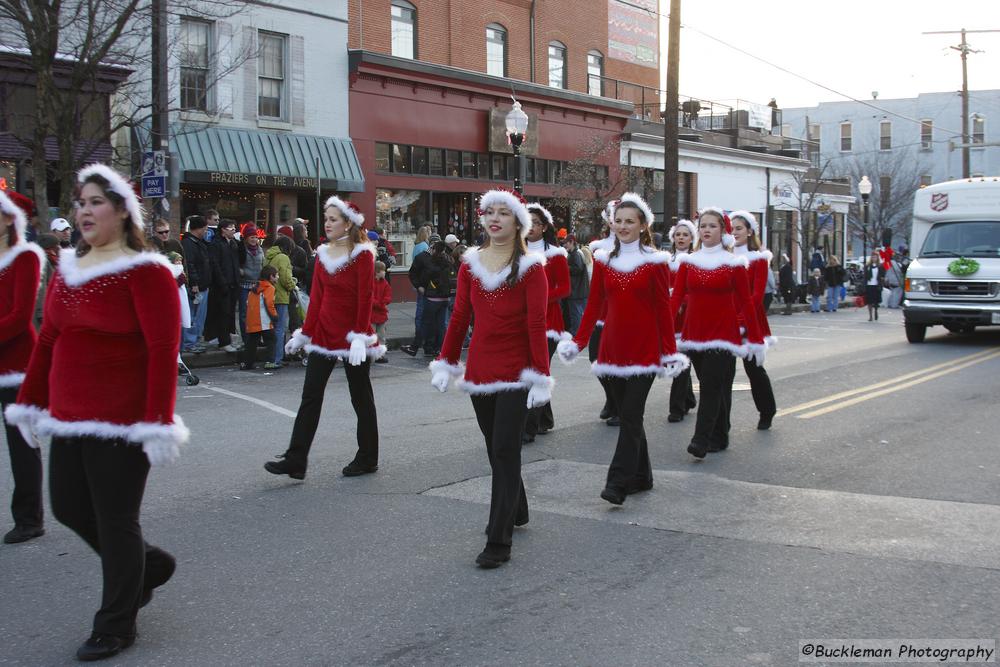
[947,257,980,276]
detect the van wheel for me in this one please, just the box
[905,323,927,343]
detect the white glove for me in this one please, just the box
[431,370,451,393]
[143,437,179,466]
[17,422,39,449]
[285,329,308,355]
[556,340,580,364]
[747,345,767,367]
[526,382,552,409]
[348,337,367,366]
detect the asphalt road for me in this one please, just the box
[2,309,999,666]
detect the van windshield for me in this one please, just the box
[920,221,1000,258]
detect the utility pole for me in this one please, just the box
[922,28,999,179]
[662,0,680,232]
[151,0,169,220]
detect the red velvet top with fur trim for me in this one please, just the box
[733,245,775,343]
[8,250,187,453]
[670,245,765,356]
[432,249,551,394]
[294,242,383,360]
[0,243,43,387]
[528,241,571,339]
[571,241,684,377]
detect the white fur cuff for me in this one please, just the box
[519,368,555,391]
[546,330,572,342]
[3,403,47,428]
[0,372,26,388]
[429,359,464,377]
[661,353,691,370]
[346,331,379,347]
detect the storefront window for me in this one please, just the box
[445,150,460,177]
[492,155,506,180]
[462,152,477,178]
[412,146,428,174]
[392,144,411,173]
[375,188,429,269]
[429,149,444,176]
[536,159,548,184]
[181,187,266,229]
[477,153,490,179]
[375,143,391,171]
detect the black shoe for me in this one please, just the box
[475,544,511,569]
[537,425,552,435]
[667,413,683,423]
[374,357,389,364]
[400,345,417,357]
[687,441,708,459]
[3,524,44,544]
[264,458,306,480]
[757,413,775,430]
[521,432,535,444]
[515,511,529,527]
[342,462,378,477]
[600,486,626,505]
[706,441,729,453]
[626,479,653,495]
[76,633,135,662]
[606,415,620,427]
[140,551,176,608]
[599,404,613,420]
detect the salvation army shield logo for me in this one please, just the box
[930,193,949,211]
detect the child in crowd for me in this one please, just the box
[372,261,392,364]
[242,266,279,370]
[807,268,826,313]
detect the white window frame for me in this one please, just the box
[840,122,852,152]
[587,50,604,96]
[486,24,507,78]
[258,31,287,120]
[920,119,933,150]
[548,41,567,89]
[971,115,985,147]
[391,0,417,60]
[880,120,892,150]
[180,18,212,113]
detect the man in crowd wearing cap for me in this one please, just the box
[181,215,213,352]
[50,217,73,248]
[444,233,459,255]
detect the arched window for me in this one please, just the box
[391,0,416,59]
[548,41,567,89]
[587,49,604,96]
[486,23,507,78]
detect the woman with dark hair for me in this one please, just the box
[864,251,886,321]
[430,188,551,569]
[5,164,187,661]
[558,193,687,506]
[666,219,697,423]
[0,190,45,546]
[265,196,382,480]
[671,207,766,459]
[523,202,570,442]
[730,210,777,430]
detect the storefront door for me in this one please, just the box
[432,193,476,245]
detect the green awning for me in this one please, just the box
[172,127,364,192]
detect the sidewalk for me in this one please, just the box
[180,299,860,369]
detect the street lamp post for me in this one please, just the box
[505,99,529,195]
[858,175,872,261]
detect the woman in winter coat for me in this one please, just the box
[863,252,886,321]
[557,193,688,506]
[263,234,297,365]
[265,196,382,480]
[666,219,697,423]
[523,203,570,442]
[730,211,777,430]
[671,207,766,458]
[823,255,845,312]
[430,188,552,569]
[0,190,45,546]
[5,165,186,662]
[238,224,264,343]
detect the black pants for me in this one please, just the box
[742,357,776,418]
[50,436,173,638]
[688,350,736,451]
[1,387,43,529]
[204,286,237,346]
[605,375,654,492]
[525,338,558,436]
[415,299,447,354]
[668,367,697,417]
[284,353,378,471]
[589,325,617,418]
[763,293,774,313]
[241,330,275,367]
[471,390,529,548]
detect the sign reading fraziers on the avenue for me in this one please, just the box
[184,171,341,190]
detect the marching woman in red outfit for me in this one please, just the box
[5,165,186,661]
[666,219,698,423]
[523,202,569,442]
[430,188,552,569]
[0,190,45,544]
[730,211,777,430]
[266,196,382,480]
[557,193,688,505]
[670,207,766,459]
[588,203,618,426]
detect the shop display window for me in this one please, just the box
[376,188,429,269]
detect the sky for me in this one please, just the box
[658,0,1000,110]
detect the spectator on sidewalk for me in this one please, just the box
[763,265,776,313]
[401,241,450,357]
[809,246,825,272]
[238,224,264,343]
[372,261,392,364]
[50,217,73,248]
[204,208,220,243]
[280,225,309,333]
[807,268,826,313]
[885,257,903,308]
[563,234,589,334]
[823,255,846,312]
[263,234,297,365]
[412,225,432,262]
[33,233,61,328]
[181,215,212,352]
[408,231,438,345]
[205,219,241,352]
[242,266,279,370]
[778,253,795,316]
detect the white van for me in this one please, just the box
[903,177,1000,343]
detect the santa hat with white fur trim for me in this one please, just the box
[698,205,735,248]
[614,192,655,226]
[729,210,759,236]
[478,188,532,239]
[0,189,28,240]
[668,219,697,244]
[324,195,365,227]
[600,199,618,224]
[526,202,554,228]
[77,163,145,230]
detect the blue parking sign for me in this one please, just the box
[142,175,166,198]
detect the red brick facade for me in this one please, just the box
[348,0,660,96]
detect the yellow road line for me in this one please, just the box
[797,349,1000,419]
[776,348,997,417]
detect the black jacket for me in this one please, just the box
[182,233,212,290]
[408,251,433,290]
[210,235,241,290]
[823,265,845,287]
[778,263,795,293]
[423,255,453,299]
[567,248,589,301]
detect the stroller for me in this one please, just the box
[176,280,199,386]
[178,353,200,386]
